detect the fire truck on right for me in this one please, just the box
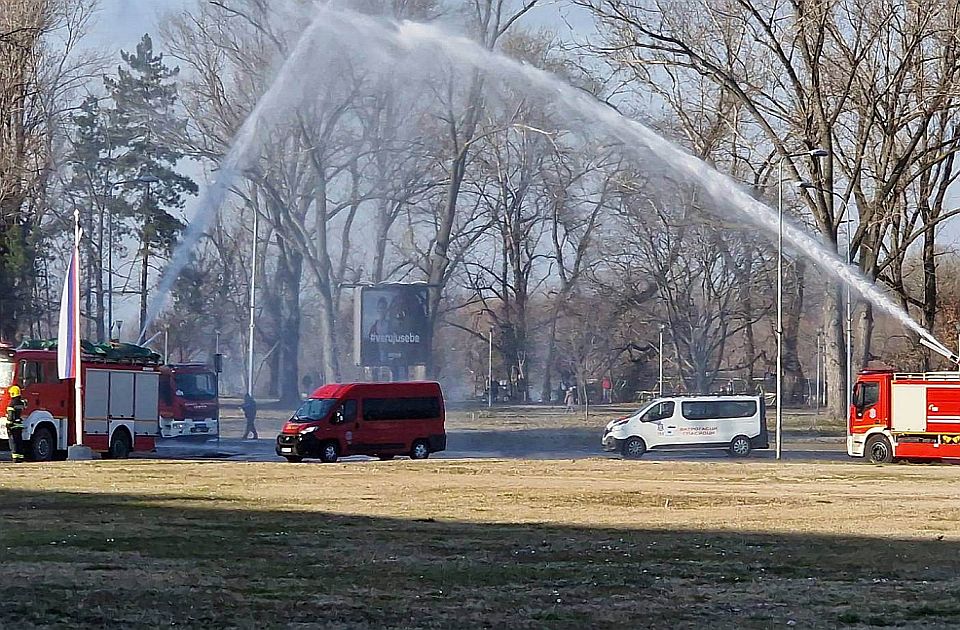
[849,369,960,463]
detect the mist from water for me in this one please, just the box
[139,11,332,340]
[146,3,954,360]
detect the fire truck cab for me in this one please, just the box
[0,345,160,461]
[159,364,219,439]
[849,369,960,463]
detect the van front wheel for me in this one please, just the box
[622,437,646,460]
[320,442,339,463]
[729,435,751,458]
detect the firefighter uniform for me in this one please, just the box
[6,385,26,462]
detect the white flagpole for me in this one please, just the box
[73,206,83,446]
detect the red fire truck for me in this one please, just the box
[0,345,161,461]
[849,369,960,463]
[159,364,219,439]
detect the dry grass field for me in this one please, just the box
[2,458,959,628]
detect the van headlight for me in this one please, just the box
[299,425,319,435]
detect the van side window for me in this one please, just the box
[681,400,757,420]
[861,383,879,408]
[363,397,441,421]
[340,400,357,423]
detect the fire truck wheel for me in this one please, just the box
[865,435,894,464]
[320,441,339,463]
[30,426,55,462]
[622,437,646,459]
[729,435,752,458]
[109,430,132,460]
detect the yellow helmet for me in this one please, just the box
[8,385,20,397]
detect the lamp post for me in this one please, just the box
[487,326,493,408]
[777,148,828,460]
[247,209,259,398]
[658,324,665,397]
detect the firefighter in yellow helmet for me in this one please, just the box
[6,385,26,462]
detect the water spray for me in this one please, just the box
[144,3,955,361]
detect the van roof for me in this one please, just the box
[658,395,760,402]
[309,381,443,399]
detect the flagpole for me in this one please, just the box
[73,206,83,446]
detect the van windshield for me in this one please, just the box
[0,359,13,388]
[292,398,337,422]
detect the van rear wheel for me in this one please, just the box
[622,437,646,460]
[729,435,751,458]
[866,435,894,464]
[410,440,430,460]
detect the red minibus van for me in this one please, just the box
[275,381,446,463]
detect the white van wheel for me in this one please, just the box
[622,437,646,460]
[729,435,751,458]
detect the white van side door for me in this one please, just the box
[676,401,725,445]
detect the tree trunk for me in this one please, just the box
[276,247,302,407]
[139,232,149,339]
[858,303,875,371]
[823,287,846,419]
[782,262,806,405]
[539,303,562,403]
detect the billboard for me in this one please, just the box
[355,284,430,368]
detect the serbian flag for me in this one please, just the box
[57,248,81,379]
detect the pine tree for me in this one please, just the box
[102,34,198,338]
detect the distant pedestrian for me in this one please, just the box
[564,386,576,412]
[601,376,613,403]
[6,385,25,462]
[241,393,258,440]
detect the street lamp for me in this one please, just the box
[487,326,493,408]
[658,324,665,397]
[777,148,828,461]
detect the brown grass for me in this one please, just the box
[3,458,960,628]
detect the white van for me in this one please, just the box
[601,395,769,459]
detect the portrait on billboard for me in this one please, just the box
[356,285,430,367]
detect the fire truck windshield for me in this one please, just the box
[174,372,217,400]
[0,359,13,388]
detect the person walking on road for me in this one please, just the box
[241,393,258,440]
[6,385,26,462]
[564,386,576,412]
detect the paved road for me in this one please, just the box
[154,429,850,463]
